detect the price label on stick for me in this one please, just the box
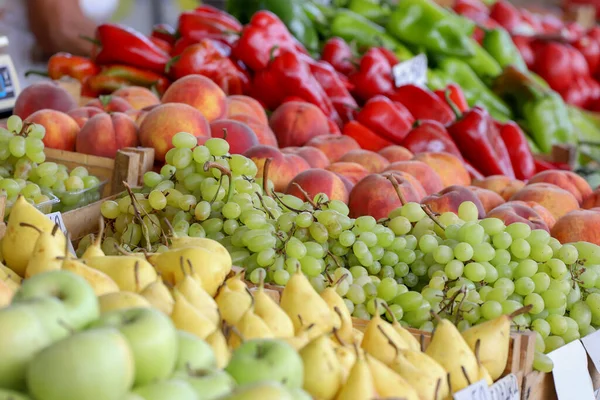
[548,339,595,400]
[46,212,76,256]
[453,379,492,400]
[581,329,600,374]
[489,374,519,400]
[392,54,428,88]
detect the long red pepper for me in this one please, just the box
[349,48,395,102]
[390,85,455,126]
[356,95,414,143]
[321,37,356,76]
[435,84,469,113]
[495,120,536,180]
[401,120,464,160]
[342,120,394,151]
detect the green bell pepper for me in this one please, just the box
[438,58,512,121]
[482,28,527,71]
[348,0,391,25]
[385,0,476,57]
[523,92,574,153]
[427,69,452,91]
[465,38,502,79]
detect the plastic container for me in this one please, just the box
[49,181,108,213]
[2,192,60,220]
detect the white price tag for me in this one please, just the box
[489,374,519,400]
[453,379,492,400]
[46,212,76,256]
[548,340,595,400]
[392,54,428,88]
[581,329,600,374]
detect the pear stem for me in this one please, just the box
[461,365,472,385]
[509,304,533,319]
[447,372,452,394]
[94,217,104,246]
[57,319,76,335]
[262,158,273,198]
[245,287,255,307]
[474,339,482,365]
[134,261,140,292]
[19,222,42,233]
[187,259,197,276]
[51,223,60,236]
[420,334,426,353]
[230,325,245,343]
[376,324,400,359]
[386,173,407,205]
[434,378,442,400]
[383,302,399,325]
[332,326,346,346]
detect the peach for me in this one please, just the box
[384,160,444,195]
[112,86,160,110]
[527,170,592,205]
[269,102,329,147]
[14,81,77,119]
[511,200,556,230]
[24,110,79,151]
[210,120,259,154]
[76,112,139,158]
[286,169,350,204]
[510,183,579,220]
[139,103,210,161]
[326,162,370,185]
[226,95,268,125]
[281,146,330,169]
[305,134,360,163]
[348,172,425,219]
[338,149,390,173]
[472,175,526,201]
[487,202,550,232]
[379,146,414,163]
[551,209,600,245]
[243,145,310,192]
[229,114,278,147]
[66,106,105,129]
[421,185,486,219]
[86,96,132,113]
[161,74,227,122]
[466,186,505,213]
[337,174,355,193]
[412,152,471,187]
[583,187,600,209]
[133,104,160,128]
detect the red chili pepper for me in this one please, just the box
[560,75,593,108]
[28,52,100,82]
[447,106,515,178]
[390,85,455,126]
[377,47,400,66]
[250,69,286,111]
[150,37,172,54]
[151,23,176,45]
[435,84,469,113]
[512,36,535,69]
[232,11,307,72]
[533,158,571,172]
[82,75,130,97]
[401,120,464,160]
[349,48,395,102]
[355,95,414,143]
[573,35,600,75]
[489,0,523,33]
[342,120,393,151]
[178,10,241,46]
[495,120,535,180]
[99,64,170,95]
[453,0,489,24]
[194,4,243,32]
[321,37,356,76]
[92,24,170,74]
[166,40,249,95]
[532,42,576,94]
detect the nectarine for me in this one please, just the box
[286,169,349,204]
[161,74,227,122]
[76,112,139,158]
[305,134,360,163]
[269,102,330,147]
[25,109,79,151]
[210,120,259,154]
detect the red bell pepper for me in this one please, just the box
[355,95,414,143]
[149,37,172,54]
[496,121,536,180]
[532,42,577,94]
[342,121,393,151]
[560,75,594,108]
[435,84,469,113]
[232,11,307,72]
[534,158,571,173]
[321,37,356,76]
[512,36,535,69]
[194,5,243,31]
[177,10,241,46]
[92,24,170,74]
[573,35,600,75]
[390,85,455,126]
[349,48,395,102]
[401,120,464,160]
[453,0,489,24]
[447,106,515,178]
[29,52,100,82]
[489,0,523,33]
[377,47,400,66]
[151,23,176,45]
[167,40,249,95]
[99,65,170,95]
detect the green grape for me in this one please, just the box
[295,212,313,228]
[557,244,578,265]
[510,238,531,259]
[221,202,241,220]
[194,201,211,221]
[145,191,165,210]
[404,235,417,250]
[304,241,324,259]
[570,301,592,329]
[453,242,473,262]
[544,335,565,353]
[178,194,197,211]
[339,231,356,247]
[6,115,22,133]
[36,162,58,178]
[205,138,230,156]
[481,300,502,320]
[546,314,568,335]
[579,269,598,289]
[21,183,41,199]
[347,284,366,304]
[358,232,377,248]
[285,237,307,259]
[486,287,509,302]
[442,259,462,280]
[514,259,538,279]
[399,202,426,222]
[394,291,423,312]
[366,298,386,316]
[472,242,495,262]
[376,277,398,301]
[492,231,512,249]
[433,245,453,264]
[100,200,120,219]
[418,234,438,254]
[394,262,409,278]
[479,217,505,235]
[122,223,142,246]
[532,318,551,338]
[201,218,223,234]
[458,201,479,222]
[463,224,485,245]
[585,293,600,319]
[172,132,197,149]
[397,249,416,264]
[533,351,554,373]
[273,269,290,285]
[27,123,45,139]
[82,175,100,189]
[546,259,568,279]
[530,244,553,263]
[65,176,84,191]
[531,272,550,293]
[464,262,486,282]
[543,289,567,309]
[523,292,544,314]
[143,171,163,188]
[309,222,329,243]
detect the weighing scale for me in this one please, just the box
[0,35,20,119]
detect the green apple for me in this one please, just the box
[0,388,31,399]
[221,382,294,400]
[90,307,178,386]
[290,388,312,400]
[175,330,216,371]
[16,297,70,342]
[0,304,51,391]
[13,270,99,330]
[172,369,236,400]
[120,394,145,400]
[27,327,135,400]
[225,339,303,389]
[132,379,197,400]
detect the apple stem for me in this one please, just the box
[255,191,275,219]
[461,365,472,385]
[262,158,273,198]
[203,161,234,203]
[376,324,400,359]
[386,173,407,205]
[421,204,446,230]
[270,189,304,213]
[292,183,318,209]
[58,319,75,335]
[19,222,42,233]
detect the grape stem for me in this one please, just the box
[255,191,275,219]
[123,182,152,252]
[454,286,467,325]
[386,173,407,205]
[262,158,273,198]
[292,182,318,209]
[270,189,305,213]
[421,204,446,230]
[327,251,343,269]
[203,161,234,203]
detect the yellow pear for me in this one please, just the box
[300,334,342,400]
[425,317,483,393]
[0,263,21,290]
[148,246,231,296]
[81,221,105,260]
[361,300,408,365]
[215,281,252,326]
[223,270,248,293]
[228,306,274,349]
[62,258,120,296]
[280,267,333,339]
[389,348,449,400]
[86,256,158,292]
[383,303,421,352]
[282,329,313,351]
[99,291,151,314]
[335,350,378,400]
[171,289,216,339]
[366,354,420,400]
[140,278,174,315]
[24,224,65,278]
[351,327,364,345]
[334,344,356,383]
[461,305,531,381]
[254,279,294,338]
[169,236,232,266]
[206,326,230,369]
[320,278,353,345]
[175,273,220,325]
[0,278,14,307]
[2,196,64,276]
